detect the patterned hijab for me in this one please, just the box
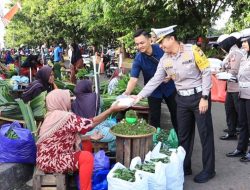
[38,89,72,142]
[71,79,98,118]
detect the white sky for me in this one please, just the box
[0,0,11,48]
[213,7,233,30]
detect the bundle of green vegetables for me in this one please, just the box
[0,80,15,102]
[0,63,17,78]
[0,80,23,119]
[16,98,37,134]
[159,148,172,156]
[111,115,155,136]
[100,80,109,94]
[113,168,136,182]
[110,74,142,95]
[29,91,47,120]
[0,80,46,135]
[0,78,37,132]
[100,74,148,111]
[54,79,75,92]
[15,91,47,134]
[100,94,116,111]
[0,90,47,121]
[135,162,155,173]
[100,74,142,96]
[0,103,23,120]
[5,128,19,140]
[151,157,170,164]
[76,68,89,80]
[155,128,170,144]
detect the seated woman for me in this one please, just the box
[107,69,119,95]
[36,89,125,190]
[72,80,116,151]
[72,79,99,118]
[21,65,57,102]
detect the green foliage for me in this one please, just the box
[5,0,237,50]
[226,0,250,32]
[204,48,224,59]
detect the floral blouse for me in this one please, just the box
[36,114,92,173]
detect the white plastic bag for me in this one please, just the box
[112,96,134,107]
[216,72,233,80]
[150,141,167,159]
[165,146,186,190]
[130,156,167,190]
[107,162,148,190]
[208,58,222,73]
[147,142,186,190]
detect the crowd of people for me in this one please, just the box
[0,43,63,78]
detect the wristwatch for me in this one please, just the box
[201,95,208,100]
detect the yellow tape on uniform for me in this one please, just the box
[192,45,210,70]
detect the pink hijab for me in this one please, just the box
[38,89,73,142]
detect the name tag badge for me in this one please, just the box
[182,53,193,65]
[164,59,173,69]
[182,59,193,65]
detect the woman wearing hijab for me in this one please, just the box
[72,80,117,152]
[226,35,250,161]
[108,69,120,95]
[21,65,57,103]
[72,79,99,118]
[70,43,84,84]
[36,89,125,190]
[217,34,244,140]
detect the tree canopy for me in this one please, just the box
[226,0,250,32]
[4,0,240,49]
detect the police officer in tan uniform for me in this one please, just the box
[217,32,245,140]
[134,25,215,183]
[227,29,250,161]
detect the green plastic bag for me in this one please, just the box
[167,128,178,148]
[153,128,161,145]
